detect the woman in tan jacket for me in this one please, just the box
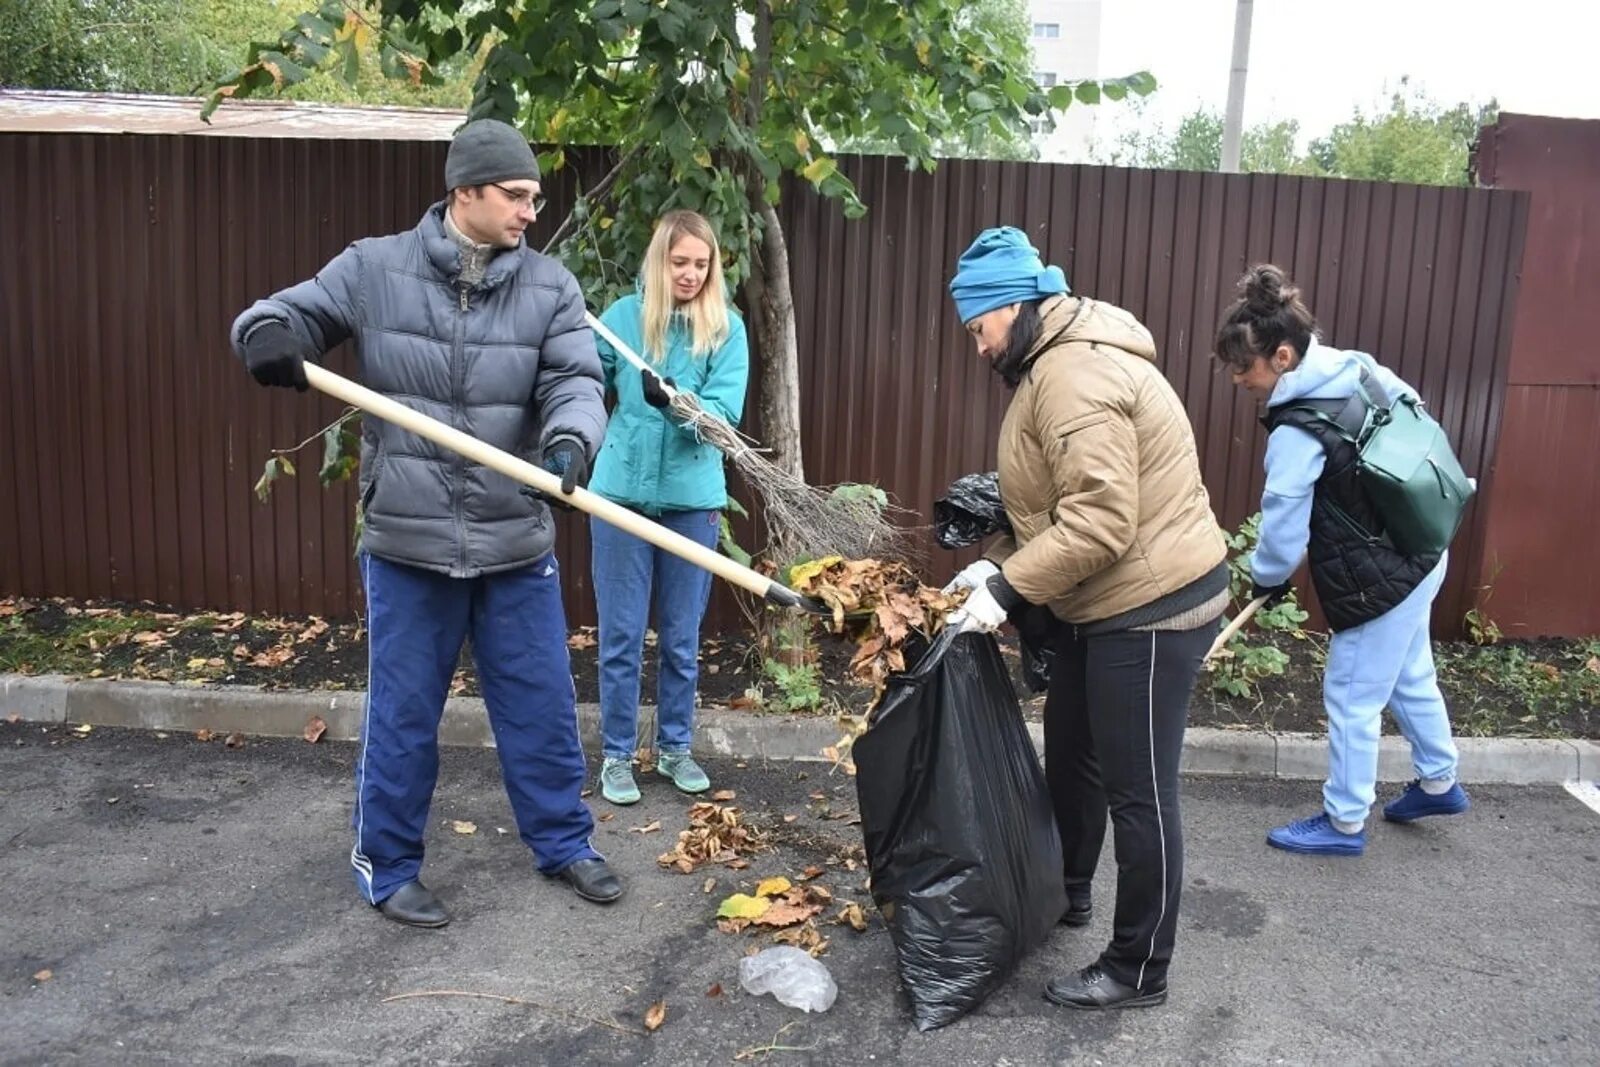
[944,227,1228,1011]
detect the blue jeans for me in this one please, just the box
[352,552,598,904]
[590,510,720,761]
[1322,554,1459,824]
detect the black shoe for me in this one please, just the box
[374,880,449,928]
[550,858,623,904]
[1045,963,1166,1011]
[1059,895,1092,927]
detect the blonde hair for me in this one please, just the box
[640,210,730,363]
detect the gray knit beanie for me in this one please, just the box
[445,119,540,192]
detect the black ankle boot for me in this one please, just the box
[1059,893,1092,927]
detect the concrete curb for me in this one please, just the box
[2,672,1592,785]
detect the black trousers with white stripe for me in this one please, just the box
[1044,619,1217,991]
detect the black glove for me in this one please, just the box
[541,437,589,496]
[240,320,309,392]
[1251,579,1293,606]
[641,368,675,409]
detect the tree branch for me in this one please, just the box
[540,142,644,255]
[269,410,358,459]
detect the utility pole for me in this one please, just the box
[1221,0,1253,172]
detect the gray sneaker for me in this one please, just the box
[599,758,640,805]
[657,752,711,794]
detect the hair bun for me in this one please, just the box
[1242,264,1296,316]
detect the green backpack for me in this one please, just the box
[1280,372,1475,557]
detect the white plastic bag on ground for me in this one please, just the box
[737,946,838,1012]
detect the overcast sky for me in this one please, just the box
[1090,1,1595,143]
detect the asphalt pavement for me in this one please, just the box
[1,722,1596,1065]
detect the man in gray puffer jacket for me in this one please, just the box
[229,119,620,927]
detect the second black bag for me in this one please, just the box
[853,627,1066,1031]
[932,471,1012,549]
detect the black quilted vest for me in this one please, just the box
[1263,395,1441,631]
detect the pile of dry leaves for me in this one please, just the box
[786,556,964,691]
[714,873,869,958]
[656,800,768,874]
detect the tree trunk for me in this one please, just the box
[737,0,803,484]
[740,198,805,483]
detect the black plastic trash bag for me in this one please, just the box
[932,471,1011,549]
[853,626,1066,1031]
[1012,603,1059,695]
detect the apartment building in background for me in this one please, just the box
[1028,0,1103,161]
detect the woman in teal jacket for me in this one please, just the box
[589,209,749,805]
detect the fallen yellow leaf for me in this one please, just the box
[716,893,772,920]
[303,716,327,744]
[186,657,209,670]
[72,724,92,736]
[630,820,662,834]
[33,969,52,982]
[711,789,736,801]
[755,876,792,898]
[643,1000,666,1032]
[451,820,477,835]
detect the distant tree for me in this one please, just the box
[1097,105,1314,175]
[1310,81,1498,186]
[1095,82,1495,187]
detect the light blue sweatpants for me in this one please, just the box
[1322,554,1459,824]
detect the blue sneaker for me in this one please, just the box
[1267,813,1366,856]
[1383,780,1470,823]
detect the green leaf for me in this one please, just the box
[1047,85,1075,110]
[829,483,888,512]
[800,157,837,186]
[965,89,994,112]
[258,51,309,87]
[294,13,338,40]
[337,38,359,84]
[319,418,359,485]
[718,515,752,569]
[717,893,771,920]
[1074,82,1101,105]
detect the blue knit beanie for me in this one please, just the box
[948,226,1070,324]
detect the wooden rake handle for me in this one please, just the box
[302,363,823,614]
[1205,594,1271,662]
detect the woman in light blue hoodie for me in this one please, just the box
[587,210,749,806]
[1215,265,1469,857]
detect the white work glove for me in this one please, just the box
[947,580,1010,634]
[941,558,999,596]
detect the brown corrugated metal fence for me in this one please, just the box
[1,134,1529,633]
[1471,113,1600,638]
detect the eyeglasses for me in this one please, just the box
[488,182,546,217]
